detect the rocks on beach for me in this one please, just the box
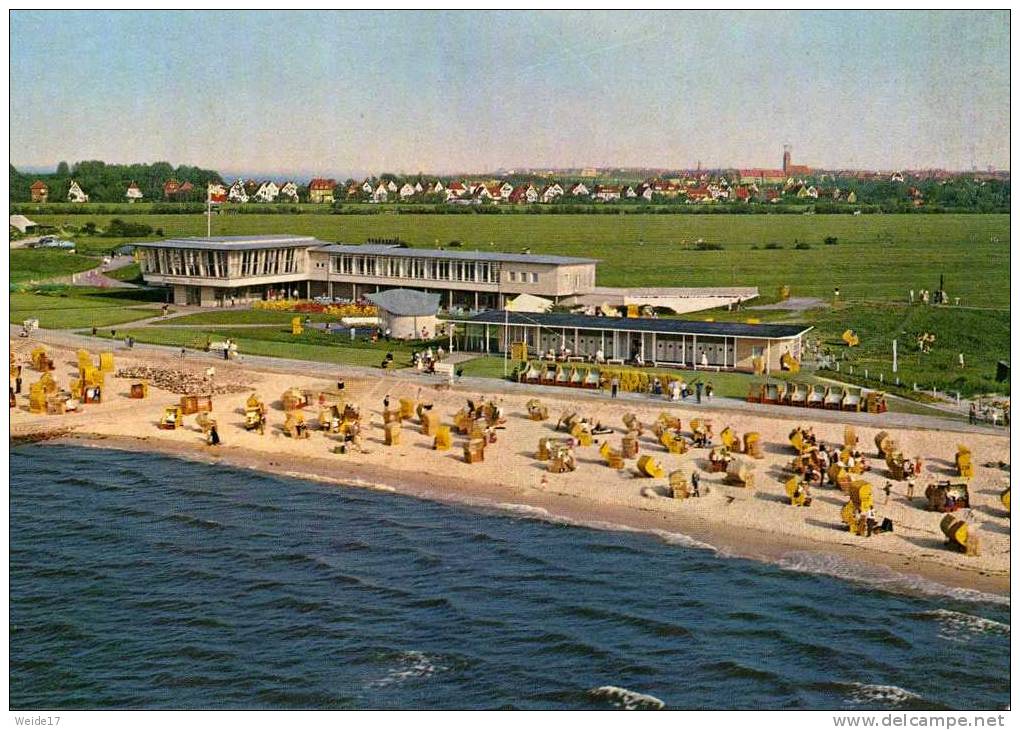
[115,366,254,396]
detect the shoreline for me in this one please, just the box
[43,431,1009,601]
[10,333,1010,603]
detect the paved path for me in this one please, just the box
[17,325,1008,437]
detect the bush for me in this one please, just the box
[794,242,811,250]
[764,243,782,250]
[101,218,153,237]
[824,236,838,245]
[447,240,463,247]
[693,241,724,251]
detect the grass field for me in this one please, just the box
[166,310,336,325]
[10,249,99,282]
[26,212,1010,306]
[10,288,163,329]
[91,324,442,370]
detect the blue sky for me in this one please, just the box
[9,10,1010,176]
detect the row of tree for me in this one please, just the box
[9,161,223,203]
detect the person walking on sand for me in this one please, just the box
[691,470,700,498]
[906,477,915,501]
[883,481,892,505]
[969,402,977,424]
[15,366,22,395]
[611,376,619,399]
[383,394,390,411]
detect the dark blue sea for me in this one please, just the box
[10,445,1010,710]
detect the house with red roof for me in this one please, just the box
[308,178,337,204]
[30,180,48,202]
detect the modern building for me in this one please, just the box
[135,236,599,308]
[446,310,811,373]
[365,288,441,339]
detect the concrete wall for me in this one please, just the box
[382,312,438,339]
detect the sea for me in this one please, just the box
[10,445,1010,710]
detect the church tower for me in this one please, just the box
[782,144,792,175]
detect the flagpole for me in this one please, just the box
[207,188,212,237]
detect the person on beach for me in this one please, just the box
[691,471,700,498]
[610,376,619,398]
[92,326,98,337]
[906,477,915,501]
[705,382,714,400]
[383,394,391,411]
[883,481,892,505]
[208,424,221,446]
[865,506,877,536]
[969,403,977,424]
[695,381,703,403]
[15,366,22,394]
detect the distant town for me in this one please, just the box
[9,147,1010,213]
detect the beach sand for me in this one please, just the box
[10,335,1011,598]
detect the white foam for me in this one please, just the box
[924,608,1010,643]
[366,650,445,688]
[776,551,1009,607]
[494,502,718,552]
[589,685,665,710]
[843,682,922,706]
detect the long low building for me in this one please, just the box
[136,235,598,308]
[447,310,812,372]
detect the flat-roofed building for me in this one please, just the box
[137,235,328,306]
[135,237,599,309]
[448,310,811,373]
[314,244,597,310]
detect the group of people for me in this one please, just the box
[411,346,444,373]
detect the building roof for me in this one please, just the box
[452,310,811,340]
[365,288,441,316]
[316,243,598,266]
[134,235,329,251]
[9,214,37,232]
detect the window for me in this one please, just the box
[509,271,517,282]
[530,272,539,283]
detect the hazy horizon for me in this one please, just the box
[10,10,1010,175]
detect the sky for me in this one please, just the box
[9,10,1011,177]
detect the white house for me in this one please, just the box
[67,180,89,203]
[361,180,374,194]
[445,181,466,199]
[279,181,299,203]
[413,180,425,194]
[568,182,589,197]
[252,181,280,202]
[623,185,637,198]
[386,180,398,193]
[891,171,905,182]
[499,182,514,199]
[593,185,620,202]
[541,183,564,203]
[125,182,143,203]
[228,179,249,203]
[372,183,389,203]
[399,182,417,199]
[432,181,445,195]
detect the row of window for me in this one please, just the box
[140,248,300,278]
[331,255,500,284]
[508,271,539,283]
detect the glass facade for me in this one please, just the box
[140,247,301,278]
[330,254,500,284]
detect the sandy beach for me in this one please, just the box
[10,334,1011,598]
